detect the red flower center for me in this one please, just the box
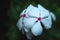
[37,17,41,21]
[22,14,26,17]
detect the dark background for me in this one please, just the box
[0,0,60,40]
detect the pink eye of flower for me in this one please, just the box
[37,17,41,21]
[22,14,26,17]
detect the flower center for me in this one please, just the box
[37,17,41,21]
[22,14,26,17]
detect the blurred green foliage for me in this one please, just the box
[0,0,60,40]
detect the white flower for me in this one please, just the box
[17,4,56,40]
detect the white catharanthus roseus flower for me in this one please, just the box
[17,4,56,40]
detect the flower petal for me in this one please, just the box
[17,17,23,30]
[23,17,37,32]
[20,9,26,16]
[24,27,29,32]
[31,21,43,36]
[50,12,56,21]
[23,17,37,29]
[27,7,40,17]
[26,4,34,13]
[26,4,40,17]
[41,15,52,29]
[38,4,49,18]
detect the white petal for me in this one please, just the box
[26,4,35,13]
[26,4,40,17]
[20,9,26,16]
[23,17,36,32]
[24,27,30,32]
[20,4,35,17]
[17,17,23,30]
[23,17,37,29]
[31,21,43,36]
[50,12,56,21]
[41,15,52,29]
[28,7,40,17]
[38,4,49,18]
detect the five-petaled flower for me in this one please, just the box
[17,4,56,40]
